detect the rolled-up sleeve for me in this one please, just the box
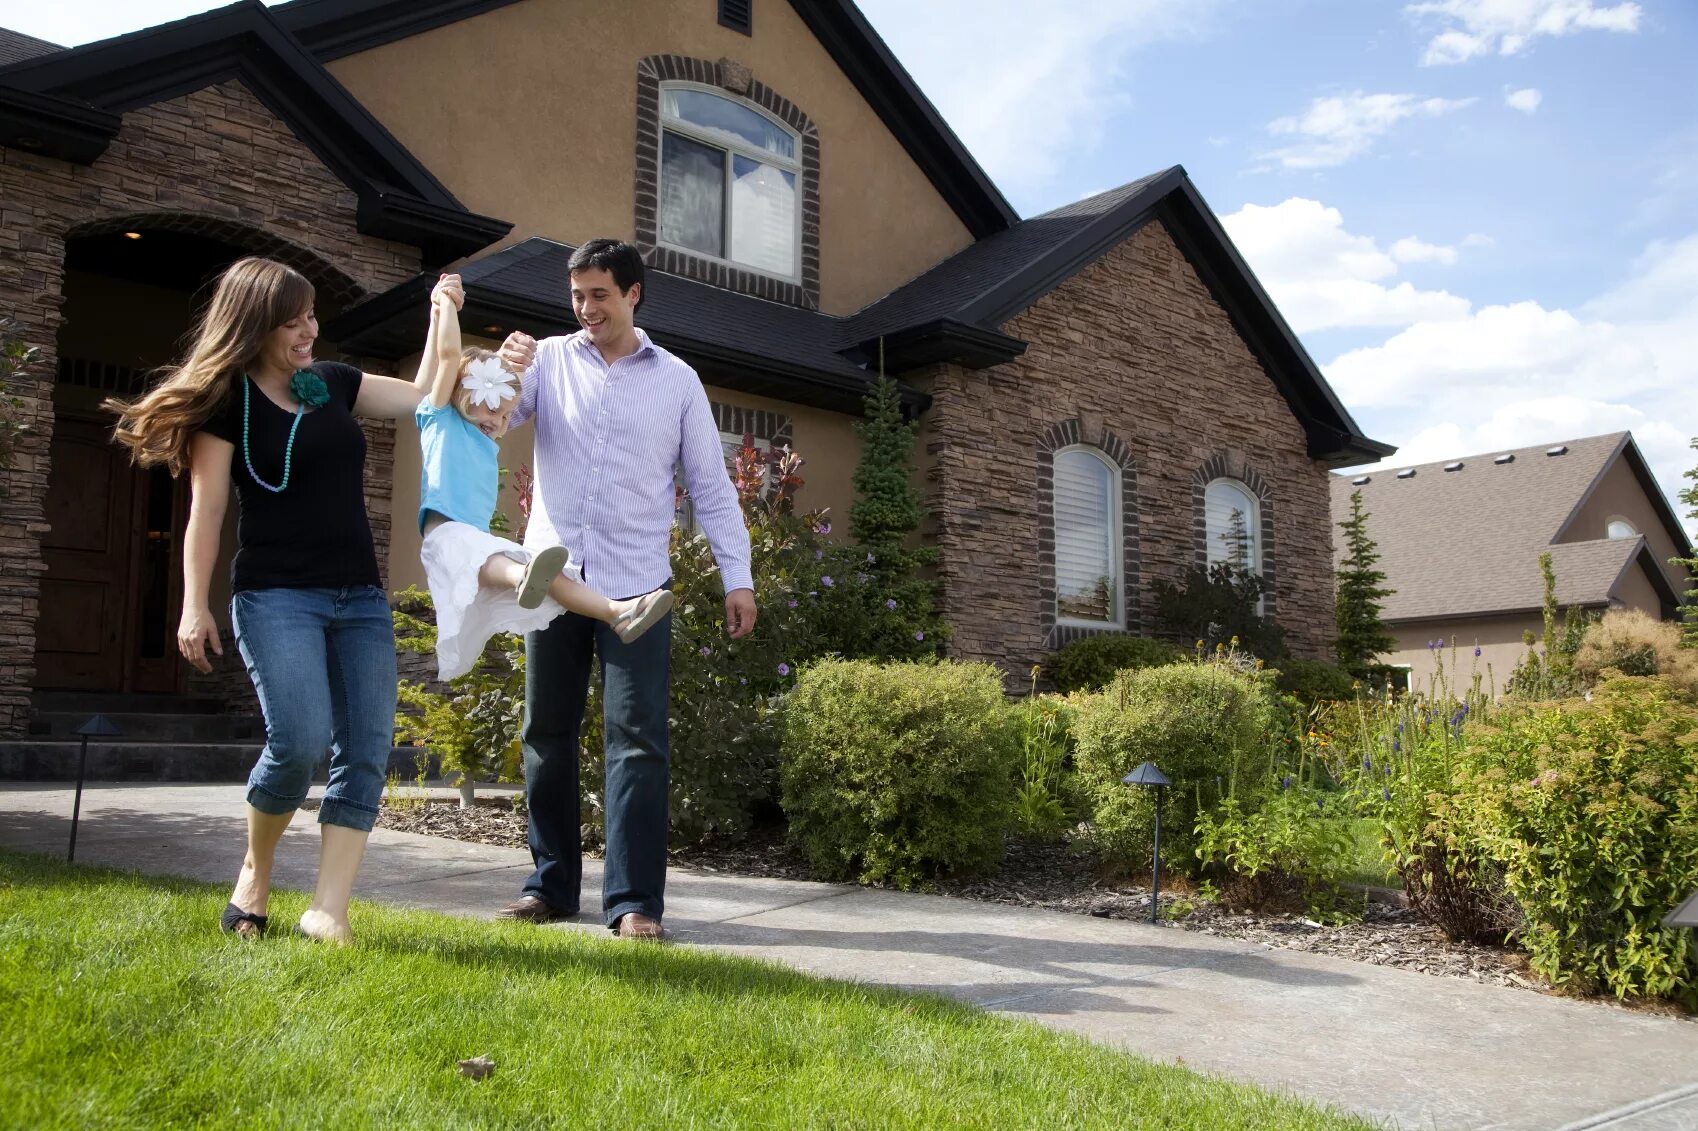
[678,384,753,595]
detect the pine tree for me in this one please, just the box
[1334,489,1396,676]
[849,363,929,566]
[1675,436,1698,647]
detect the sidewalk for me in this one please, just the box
[2,782,1694,1131]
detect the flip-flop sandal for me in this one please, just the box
[220,902,268,939]
[516,545,569,610]
[613,589,675,644]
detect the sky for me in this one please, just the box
[4,0,1694,527]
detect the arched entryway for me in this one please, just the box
[33,213,363,694]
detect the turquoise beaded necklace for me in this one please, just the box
[241,369,330,493]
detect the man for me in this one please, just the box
[498,239,755,938]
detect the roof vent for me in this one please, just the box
[1396,468,1416,479]
[1494,453,1515,465]
[1443,461,1464,472]
[1546,445,1569,456]
[1351,475,1371,485]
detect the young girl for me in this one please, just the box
[417,286,672,681]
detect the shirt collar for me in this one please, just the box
[570,326,656,363]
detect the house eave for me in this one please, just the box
[0,87,120,164]
[855,318,1027,372]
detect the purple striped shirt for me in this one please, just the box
[512,328,753,598]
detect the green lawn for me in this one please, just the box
[0,850,1378,1131]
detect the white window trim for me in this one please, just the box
[1053,444,1124,630]
[1204,477,1262,575]
[657,80,804,285]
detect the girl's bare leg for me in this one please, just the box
[547,573,619,621]
[478,552,525,591]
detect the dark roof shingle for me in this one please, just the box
[0,27,61,67]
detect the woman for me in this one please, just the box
[108,256,531,943]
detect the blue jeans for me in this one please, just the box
[230,586,398,832]
[522,597,672,927]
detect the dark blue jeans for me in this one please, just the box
[230,585,398,832]
[521,600,672,927]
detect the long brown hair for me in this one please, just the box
[106,257,315,475]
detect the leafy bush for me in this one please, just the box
[1048,635,1182,694]
[1195,783,1359,913]
[1151,562,1288,661]
[1441,678,1698,1005]
[780,658,1020,888]
[1009,683,1079,841]
[392,587,525,804]
[1273,658,1358,707]
[1504,551,1594,700]
[1073,660,1276,875]
[1574,609,1698,695]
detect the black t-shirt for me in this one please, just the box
[200,361,381,593]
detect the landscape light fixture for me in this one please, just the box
[1122,761,1171,923]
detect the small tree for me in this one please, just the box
[1675,436,1697,648]
[1334,489,1396,677]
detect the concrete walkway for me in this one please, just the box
[2,783,1694,1131]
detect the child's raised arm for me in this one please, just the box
[426,291,464,409]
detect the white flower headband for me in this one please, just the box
[460,357,518,411]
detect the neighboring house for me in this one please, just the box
[0,0,1389,734]
[1330,432,1694,692]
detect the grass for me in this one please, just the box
[0,849,1380,1130]
[1341,818,1399,889]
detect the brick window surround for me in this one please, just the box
[1038,419,1141,648]
[634,54,821,309]
[1192,453,1278,615]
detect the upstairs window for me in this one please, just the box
[1204,479,1260,574]
[1607,517,1638,540]
[659,84,800,280]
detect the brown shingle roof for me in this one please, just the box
[1329,433,1637,621]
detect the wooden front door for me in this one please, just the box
[34,414,185,692]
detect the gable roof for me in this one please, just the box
[323,237,930,418]
[0,27,58,67]
[0,1,510,264]
[266,0,1016,241]
[846,166,1393,464]
[1330,432,1693,622]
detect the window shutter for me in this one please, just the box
[718,0,753,35]
[1054,450,1118,623]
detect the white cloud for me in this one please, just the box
[855,0,1222,198]
[1461,232,1496,248]
[1330,234,1698,520]
[1408,0,1642,65]
[1263,92,1476,169]
[1391,236,1460,264]
[1505,87,1543,114]
[1222,198,1471,332]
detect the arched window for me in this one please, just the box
[1606,517,1638,540]
[1053,447,1121,625]
[1204,479,1260,573]
[659,84,800,279]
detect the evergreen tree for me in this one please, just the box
[849,364,930,568]
[1334,489,1396,676]
[1676,437,1698,647]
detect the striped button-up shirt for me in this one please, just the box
[512,328,753,597]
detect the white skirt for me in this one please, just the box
[421,521,577,681]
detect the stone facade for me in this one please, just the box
[920,221,1337,689]
[0,78,424,733]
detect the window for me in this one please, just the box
[1053,447,1121,626]
[1204,479,1260,573]
[659,84,800,280]
[676,431,770,532]
[1607,517,1638,540]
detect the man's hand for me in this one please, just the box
[499,330,537,374]
[725,588,757,639]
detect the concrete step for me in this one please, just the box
[30,691,227,716]
[26,712,265,742]
[0,742,436,783]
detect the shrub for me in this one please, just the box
[1073,661,1276,875]
[780,659,1019,888]
[1442,678,1698,1005]
[1273,658,1358,707]
[1009,683,1079,842]
[1048,635,1182,694]
[1151,562,1288,661]
[1195,784,1359,914]
[1574,609,1698,695]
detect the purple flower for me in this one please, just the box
[866,552,875,563]
[856,573,869,584]
[1427,640,1435,650]
[814,550,823,561]
[739,677,747,685]
[1437,637,1446,648]
[807,591,817,598]
[1281,775,1292,790]
[1316,798,1324,811]
[1362,755,1372,773]
[814,521,832,535]
[787,599,798,609]
[822,576,834,587]
[698,646,711,657]
[777,662,791,677]
[1474,645,1482,658]
[885,599,898,610]
[914,631,925,642]
[1382,787,1392,802]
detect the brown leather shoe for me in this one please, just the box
[496,894,565,923]
[614,911,668,941]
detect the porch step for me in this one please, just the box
[26,711,265,741]
[0,741,435,783]
[29,691,227,716]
